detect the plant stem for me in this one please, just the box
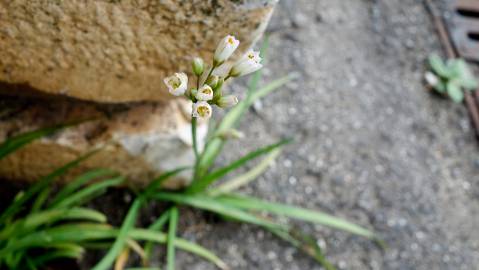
[191,118,199,161]
[166,207,179,270]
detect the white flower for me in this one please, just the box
[229,50,262,77]
[192,101,212,119]
[163,72,188,96]
[195,85,214,101]
[217,95,238,108]
[214,35,240,65]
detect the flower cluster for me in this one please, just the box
[164,35,263,119]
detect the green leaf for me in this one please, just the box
[151,192,281,230]
[432,80,447,94]
[144,167,190,195]
[49,168,116,207]
[0,151,98,225]
[3,224,227,270]
[447,81,464,103]
[30,188,51,213]
[428,54,452,78]
[167,207,179,270]
[53,176,124,208]
[454,59,478,90]
[144,209,171,264]
[187,139,291,194]
[209,148,282,196]
[0,126,63,160]
[0,208,106,239]
[92,197,144,270]
[267,227,336,270]
[25,243,85,269]
[217,194,375,239]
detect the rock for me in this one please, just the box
[0,0,276,187]
[0,0,276,103]
[0,97,207,188]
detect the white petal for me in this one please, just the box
[214,35,240,63]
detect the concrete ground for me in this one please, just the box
[83,0,479,269]
[167,0,479,269]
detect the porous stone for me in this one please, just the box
[0,97,207,188]
[0,0,276,103]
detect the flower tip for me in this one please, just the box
[217,95,238,108]
[214,35,240,65]
[192,57,204,76]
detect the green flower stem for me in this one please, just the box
[192,118,199,160]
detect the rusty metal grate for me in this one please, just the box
[446,0,479,61]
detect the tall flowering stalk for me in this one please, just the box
[164,35,263,180]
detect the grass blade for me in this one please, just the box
[144,167,190,195]
[3,224,227,269]
[151,192,281,230]
[0,126,63,160]
[209,148,281,196]
[0,151,98,225]
[49,168,116,207]
[266,227,336,270]
[92,197,144,270]
[114,247,130,270]
[0,208,106,239]
[144,209,171,264]
[187,139,291,194]
[166,207,179,270]
[29,249,84,268]
[217,194,375,239]
[54,176,124,208]
[30,188,51,213]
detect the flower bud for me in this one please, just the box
[230,50,263,77]
[206,75,219,89]
[214,35,240,65]
[195,85,214,101]
[217,95,238,108]
[217,129,244,140]
[163,72,188,96]
[192,57,204,76]
[192,101,212,119]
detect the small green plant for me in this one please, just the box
[0,129,226,270]
[426,54,478,102]
[0,36,380,270]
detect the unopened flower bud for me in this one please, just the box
[206,75,219,89]
[217,129,244,140]
[217,95,238,108]
[163,72,188,96]
[192,101,212,119]
[195,85,213,101]
[192,57,204,76]
[214,35,240,65]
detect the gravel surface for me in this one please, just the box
[168,0,479,269]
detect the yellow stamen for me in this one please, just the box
[197,106,210,117]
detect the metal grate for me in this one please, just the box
[446,0,479,61]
